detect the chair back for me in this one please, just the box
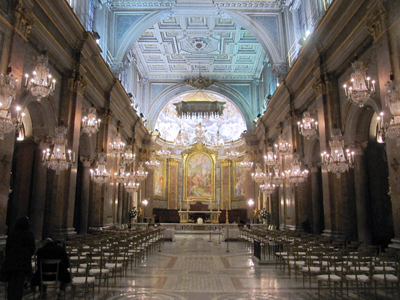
[40,259,61,284]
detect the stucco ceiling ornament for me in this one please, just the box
[180,37,219,55]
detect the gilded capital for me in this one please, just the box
[14,2,34,39]
[366,1,387,42]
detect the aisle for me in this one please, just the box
[98,234,319,300]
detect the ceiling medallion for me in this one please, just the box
[180,37,219,54]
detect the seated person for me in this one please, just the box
[32,238,71,297]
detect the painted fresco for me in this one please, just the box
[154,159,164,197]
[234,161,245,198]
[186,152,212,198]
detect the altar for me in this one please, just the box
[178,201,221,223]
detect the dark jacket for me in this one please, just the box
[1,224,35,274]
[32,242,71,285]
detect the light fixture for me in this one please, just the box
[343,60,375,107]
[174,128,188,150]
[114,163,129,184]
[134,162,148,182]
[239,154,254,172]
[90,151,111,184]
[385,73,400,115]
[264,147,279,167]
[321,130,354,178]
[0,70,23,140]
[251,163,266,184]
[81,106,101,136]
[24,52,56,101]
[248,199,254,207]
[174,76,224,119]
[260,180,277,195]
[211,129,224,152]
[285,152,309,185]
[43,126,75,175]
[297,111,318,140]
[226,141,240,160]
[109,133,125,155]
[123,145,135,164]
[274,136,291,154]
[125,176,140,193]
[142,199,148,206]
[377,112,400,146]
[145,152,159,170]
[156,148,171,160]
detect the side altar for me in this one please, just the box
[178,202,221,223]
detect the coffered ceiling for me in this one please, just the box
[131,15,268,81]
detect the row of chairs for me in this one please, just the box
[239,227,400,299]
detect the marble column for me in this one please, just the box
[29,140,49,240]
[78,157,92,234]
[310,164,324,234]
[352,143,372,244]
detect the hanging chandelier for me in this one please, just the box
[174,128,188,150]
[114,164,129,184]
[251,163,266,184]
[385,74,400,115]
[298,111,318,140]
[82,107,101,136]
[174,76,224,119]
[343,60,375,107]
[24,52,56,101]
[134,162,148,182]
[43,126,75,175]
[377,112,400,146]
[226,141,240,160]
[125,175,140,193]
[157,148,171,160]
[264,147,279,167]
[90,151,111,184]
[260,181,277,195]
[0,71,23,140]
[285,152,309,185]
[109,133,125,155]
[123,145,135,164]
[321,131,354,178]
[271,168,286,185]
[211,130,224,152]
[274,136,291,155]
[145,152,159,170]
[239,154,253,172]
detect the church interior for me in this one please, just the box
[1,0,400,299]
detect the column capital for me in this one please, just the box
[33,136,51,150]
[313,77,325,98]
[14,1,34,39]
[80,156,94,167]
[68,70,87,95]
[307,162,320,173]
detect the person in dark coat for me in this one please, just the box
[32,238,71,295]
[0,216,35,300]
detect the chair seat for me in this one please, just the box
[346,274,369,282]
[289,260,305,266]
[302,266,321,273]
[374,266,395,272]
[72,276,96,284]
[89,268,110,275]
[105,263,122,269]
[317,274,342,282]
[349,266,369,272]
[372,274,399,282]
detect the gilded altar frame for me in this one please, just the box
[153,158,166,199]
[182,143,217,202]
[233,158,246,200]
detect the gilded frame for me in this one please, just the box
[153,158,166,199]
[233,159,246,199]
[182,144,216,202]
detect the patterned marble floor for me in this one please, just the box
[91,234,396,300]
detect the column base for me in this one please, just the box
[51,227,77,240]
[322,229,345,240]
[0,235,7,247]
[389,238,400,249]
[285,225,296,231]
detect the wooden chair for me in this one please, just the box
[38,259,61,300]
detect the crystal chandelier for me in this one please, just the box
[385,74,400,115]
[157,148,171,160]
[285,152,309,185]
[145,152,159,170]
[239,154,254,172]
[134,162,148,182]
[0,71,23,140]
[274,137,291,155]
[264,147,279,167]
[270,167,286,185]
[226,141,240,160]
[123,145,135,164]
[377,112,400,146]
[90,151,111,184]
[343,60,375,107]
[114,164,129,184]
[251,163,266,184]
[174,128,188,150]
[298,111,318,140]
[24,52,56,101]
[125,175,140,193]
[109,133,125,155]
[211,130,224,152]
[260,181,277,195]
[81,107,101,136]
[321,131,354,178]
[43,126,75,175]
